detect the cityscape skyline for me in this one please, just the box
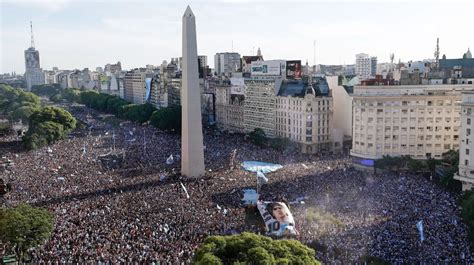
[1,0,473,74]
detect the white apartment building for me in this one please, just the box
[355,53,372,81]
[455,92,474,191]
[351,85,474,168]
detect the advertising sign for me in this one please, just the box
[286,60,302,79]
[230,77,246,95]
[257,201,297,237]
[251,60,285,76]
[145,78,152,102]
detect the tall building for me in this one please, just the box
[123,68,153,104]
[350,84,474,169]
[243,79,279,137]
[370,57,377,77]
[24,21,45,90]
[455,92,474,191]
[355,53,377,81]
[214,52,241,76]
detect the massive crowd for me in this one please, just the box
[0,104,472,263]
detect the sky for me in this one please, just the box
[0,0,473,74]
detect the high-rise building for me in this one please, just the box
[356,53,377,81]
[214,52,241,76]
[123,68,154,104]
[24,21,45,90]
[455,92,474,191]
[370,57,377,77]
[244,79,279,137]
[215,79,245,133]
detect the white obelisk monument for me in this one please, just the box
[181,6,205,178]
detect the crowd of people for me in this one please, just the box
[0,104,472,263]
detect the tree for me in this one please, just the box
[29,106,76,133]
[461,191,474,248]
[193,232,320,264]
[0,203,54,262]
[10,105,40,123]
[248,128,267,147]
[150,106,182,132]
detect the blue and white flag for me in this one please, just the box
[257,170,268,184]
[416,220,425,242]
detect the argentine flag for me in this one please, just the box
[416,220,425,242]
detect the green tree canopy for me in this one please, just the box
[248,128,267,147]
[10,105,41,123]
[0,203,54,262]
[150,106,182,132]
[193,232,320,265]
[29,106,76,133]
[461,191,474,247]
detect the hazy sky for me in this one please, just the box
[1,0,473,73]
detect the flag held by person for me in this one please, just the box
[257,170,268,184]
[416,220,425,242]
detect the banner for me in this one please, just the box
[286,60,302,79]
[257,201,297,237]
[241,161,283,173]
[251,60,285,76]
[145,77,152,102]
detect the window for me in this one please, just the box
[468,118,471,125]
[468,128,471,136]
[467,149,470,155]
[466,160,470,166]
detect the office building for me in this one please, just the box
[214,52,241,76]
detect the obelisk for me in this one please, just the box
[181,6,205,178]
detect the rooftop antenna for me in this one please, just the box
[313,40,316,67]
[390,53,395,72]
[30,21,35,48]
[434,37,440,70]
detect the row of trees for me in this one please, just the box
[0,84,41,123]
[78,91,181,132]
[374,151,461,190]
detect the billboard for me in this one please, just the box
[257,201,297,237]
[145,78,152,102]
[251,60,286,76]
[286,60,302,79]
[230,77,246,95]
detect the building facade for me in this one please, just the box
[214,52,241,76]
[215,81,245,133]
[24,47,45,90]
[355,53,371,81]
[123,69,151,104]
[275,78,341,153]
[351,85,474,168]
[243,79,279,137]
[455,92,474,191]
